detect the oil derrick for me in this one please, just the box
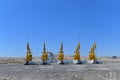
[74,42,80,60]
[41,42,48,65]
[88,42,97,60]
[25,42,32,65]
[58,42,65,64]
[73,42,81,64]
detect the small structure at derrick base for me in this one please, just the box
[24,42,33,65]
[47,52,55,63]
[41,42,49,65]
[73,42,82,64]
[57,42,65,64]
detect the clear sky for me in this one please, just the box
[0,0,120,57]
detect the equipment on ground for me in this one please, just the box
[25,42,33,65]
[57,43,65,64]
[73,42,82,64]
[41,42,49,65]
[87,42,101,64]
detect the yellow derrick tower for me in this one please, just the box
[25,43,32,64]
[41,42,48,62]
[88,42,97,60]
[74,42,80,61]
[58,43,64,61]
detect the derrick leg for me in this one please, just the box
[24,61,29,65]
[58,60,65,64]
[42,60,47,65]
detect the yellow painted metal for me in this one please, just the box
[58,43,64,61]
[74,42,80,60]
[25,43,32,61]
[41,42,48,61]
[88,42,97,60]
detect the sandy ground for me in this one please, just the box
[0,57,120,80]
[0,63,120,80]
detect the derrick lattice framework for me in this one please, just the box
[58,43,64,61]
[25,43,32,61]
[88,42,97,60]
[41,42,48,61]
[74,42,81,61]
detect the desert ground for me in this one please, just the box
[0,57,120,80]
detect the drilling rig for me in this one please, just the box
[41,42,48,65]
[73,42,81,64]
[88,42,98,64]
[58,43,65,64]
[25,42,33,65]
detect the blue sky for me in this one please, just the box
[0,0,120,57]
